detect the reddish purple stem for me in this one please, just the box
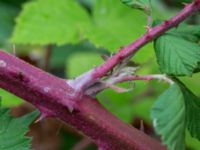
[0,0,199,149]
[0,51,165,150]
[91,0,200,82]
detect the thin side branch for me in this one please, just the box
[114,74,174,84]
[85,74,173,95]
[92,0,200,79]
[72,0,200,91]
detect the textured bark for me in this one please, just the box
[0,51,164,150]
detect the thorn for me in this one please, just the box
[34,114,46,123]
[182,2,189,7]
[67,104,74,113]
[144,25,152,32]
[101,54,109,61]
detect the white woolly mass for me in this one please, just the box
[0,60,7,67]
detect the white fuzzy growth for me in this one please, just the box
[0,60,6,67]
[43,87,50,93]
[67,70,94,91]
[151,74,174,85]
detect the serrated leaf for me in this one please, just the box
[11,0,90,45]
[169,24,200,42]
[121,0,151,15]
[151,84,185,150]
[154,34,200,76]
[0,100,39,150]
[84,0,148,51]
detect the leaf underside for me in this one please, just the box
[11,0,90,45]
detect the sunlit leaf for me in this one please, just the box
[84,0,148,51]
[11,0,90,45]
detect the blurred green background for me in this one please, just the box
[0,0,199,149]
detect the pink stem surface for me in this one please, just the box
[0,51,165,150]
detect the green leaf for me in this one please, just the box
[154,34,200,76]
[151,80,200,150]
[186,130,200,150]
[181,84,200,140]
[84,0,148,51]
[0,89,23,107]
[0,100,39,150]
[67,52,104,78]
[0,2,18,46]
[169,24,200,42]
[121,0,151,15]
[11,0,90,45]
[151,84,185,150]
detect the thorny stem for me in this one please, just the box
[0,1,199,150]
[0,50,165,150]
[74,0,200,91]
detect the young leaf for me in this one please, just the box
[154,34,200,76]
[0,100,39,150]
[151,84,185,150]
[11,0,90,45]
[121,0,151,15]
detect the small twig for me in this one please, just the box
[87,1,200,87]
[85,74,173,96]
[113,74,174,85]
[63,0,200,95]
